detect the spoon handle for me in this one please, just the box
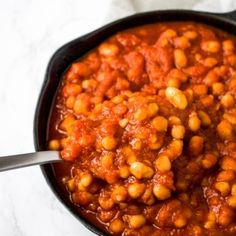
[0,151,61,172]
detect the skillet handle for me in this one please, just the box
[220,10,236,21]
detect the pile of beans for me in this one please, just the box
[48,22,236,235]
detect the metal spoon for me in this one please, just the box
[0,151,61,172]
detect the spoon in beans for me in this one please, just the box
[0,151,61,172]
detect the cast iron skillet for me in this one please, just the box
[34,9,236,236]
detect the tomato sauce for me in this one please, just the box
[48,22,236,235]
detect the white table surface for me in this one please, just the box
[0,0,236,235]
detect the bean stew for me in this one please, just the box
[48,22,236,235]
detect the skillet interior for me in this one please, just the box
[34,10,236,236]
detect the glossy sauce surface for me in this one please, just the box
[48,22,236,235]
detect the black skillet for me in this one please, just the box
[34,9,236,236]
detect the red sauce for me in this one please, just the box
[48,22,236,235]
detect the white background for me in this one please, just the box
[0,0,236,235]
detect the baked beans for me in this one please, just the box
[48,22,236,235]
